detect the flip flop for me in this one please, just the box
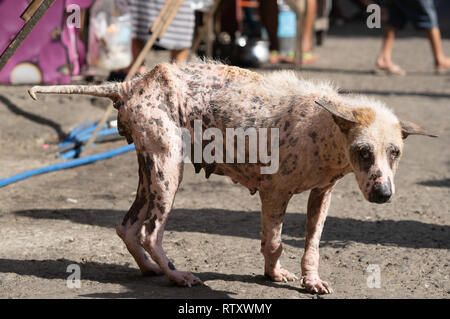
[270,51,318,65]
[269,50,283,64]
[301,52,318,65]
[281,52,297,64]
[375,64,406,76]
[278,52,318,65]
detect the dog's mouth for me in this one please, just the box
[367,182,393,204]
[368,195,392,204]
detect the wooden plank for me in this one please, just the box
[150,0,174,33]
[0,0,55,72]
[21,0,45,22]
[205,14,214,57]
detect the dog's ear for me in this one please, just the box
[315,100,358,133]
[399,120,437,139]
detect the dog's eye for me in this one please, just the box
[359,148,371,160]
[391,149,400,159]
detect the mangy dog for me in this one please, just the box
[29,62,435,294]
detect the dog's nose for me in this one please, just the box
[368,182,392,204]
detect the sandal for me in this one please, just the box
[301,52,318,65]
[280,52,297,64]
[269,50,283,64]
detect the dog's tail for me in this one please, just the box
[28,82,132,108]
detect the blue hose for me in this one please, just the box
[59,121,106,148]
[0,117,134,188]
[58,145,85,160]
[0,144,135,188]
[66,120,96,140]
[58,127,120,159]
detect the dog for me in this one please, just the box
[29,62,435,294]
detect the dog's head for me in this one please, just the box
[316,100,436,204]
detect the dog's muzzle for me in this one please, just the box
[368,182,392,204]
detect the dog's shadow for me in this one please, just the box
[13,208,450,250]
[0,257,302,298]
[417,178,450,188]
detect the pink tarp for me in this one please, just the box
[0,0,93,84]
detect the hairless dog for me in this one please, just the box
[29,62,435,294]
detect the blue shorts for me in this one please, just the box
[387,0,438,30]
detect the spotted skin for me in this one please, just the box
[29,62,435,294]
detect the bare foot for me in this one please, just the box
[376,59,406,76]
[265,268,299,282]
[300,274,333,294]
[436,56,450,73]
[168,270,202,287]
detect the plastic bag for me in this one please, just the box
[88,0,132,71]
[191,0,214,12]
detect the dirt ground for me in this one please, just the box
[0,24,449,299]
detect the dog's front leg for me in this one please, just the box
[301,186,334,294]
[260,191,298,282]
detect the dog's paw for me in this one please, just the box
[300,275,333,294]
[265,268,299,283]
[168,271,202,287]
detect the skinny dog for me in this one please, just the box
[29,62,435,294]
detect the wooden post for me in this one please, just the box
[188,0,221,61]
[294,0,307,66]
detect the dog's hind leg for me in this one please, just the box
[259,191,298,282]
[131,130,200,287]
[117,170,164,276]
[117,122,182,277]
